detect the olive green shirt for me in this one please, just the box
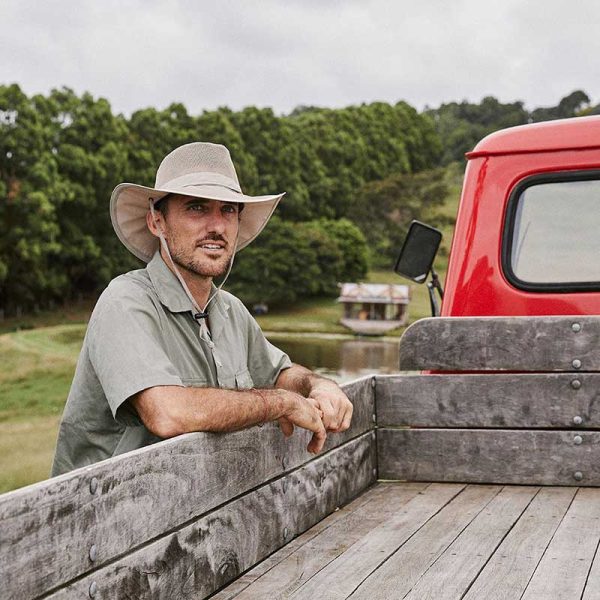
[51,251,291,476]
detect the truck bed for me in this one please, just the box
[216,481,600,599]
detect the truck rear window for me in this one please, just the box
[504,172,600,291]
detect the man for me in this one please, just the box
[51,142,353,476]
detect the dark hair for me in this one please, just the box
[153,194,172,216]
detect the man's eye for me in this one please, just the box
[189,205,208,212]
[222,205,237,214]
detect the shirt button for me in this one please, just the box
[216,360,222,367]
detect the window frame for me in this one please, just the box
[502,169,600,293]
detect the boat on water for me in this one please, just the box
[337,282,410,335]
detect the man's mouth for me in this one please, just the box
[197,240,227,253]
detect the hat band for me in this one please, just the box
[156,171,242,194]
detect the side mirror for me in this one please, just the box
[394,221,442,283]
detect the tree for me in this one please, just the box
[349,168,448,268]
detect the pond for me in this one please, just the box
[266,333,401,384]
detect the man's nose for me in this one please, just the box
[205,208,227,234]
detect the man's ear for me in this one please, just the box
[146,209,163,238]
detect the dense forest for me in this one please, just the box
[0,85,594,312]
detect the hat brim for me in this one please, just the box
[110,183,284,263]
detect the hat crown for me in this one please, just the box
[155,142,240,188]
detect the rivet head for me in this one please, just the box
[571,379,582,389]
[370,377,376,388]
[372,468,377,478]
[572,323,581,332]
[573,415,584,425]
[89,478,98,495]
[574,471,584,481]
[89,581,98,598]
[572,359,582,369]
[283,527,289,539]
[574,435,583,445]
[372,413,376,423]
[89,544,97,562]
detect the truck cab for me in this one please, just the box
[440,116,600,317]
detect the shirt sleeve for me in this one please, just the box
[87,281,184,426]
[244,307,292,388]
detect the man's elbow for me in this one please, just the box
[144,413,184,439]
[131,388,187,439]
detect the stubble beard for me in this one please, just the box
[168,236,233,279]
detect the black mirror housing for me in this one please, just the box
[394,221,442,283]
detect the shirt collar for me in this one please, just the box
[146,251,230,319]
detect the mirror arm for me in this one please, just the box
[427,267,444,317]
[427,281,440,317]
[430,267,444,299]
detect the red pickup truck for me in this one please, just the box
[397,116,600,316]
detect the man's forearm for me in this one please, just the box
[133,386,288,438]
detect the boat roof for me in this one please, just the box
[337,283,410,305]
[467,115,600,158]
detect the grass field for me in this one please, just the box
[0,166,461,494]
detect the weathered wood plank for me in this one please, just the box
[227,482,429,599]
[376,373,600,429]
[378,428,600,485]
[350,484,501,599]
[463,486,576,599]
[522,488,600,599]
[211,483,401,600]
[48,432,376,600]
[401,486,538,600]
[287,483,466,600]
[582,538,600,600]
[0,376,374,600]
[399,316,600,371]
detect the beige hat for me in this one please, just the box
[110,142,285,262]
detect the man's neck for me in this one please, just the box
[160,249,213,309]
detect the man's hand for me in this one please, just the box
[278,391,327,454]
[275,364,354,434]
[308,381,353,433]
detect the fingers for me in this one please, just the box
[318,397,338,431]
[307,423,327,454]
[278,417,294,437]
[338,401,353,432]
[313,394,353,432]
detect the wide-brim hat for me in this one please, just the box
[110,142,284,263]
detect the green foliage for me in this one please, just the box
[349,168,449,268]
[227,217,368,305]
[427,91,593,164]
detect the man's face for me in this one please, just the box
[153,195,240,278]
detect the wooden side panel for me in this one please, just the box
[0,377,374,600]
[399,316,600,371]
[48,432,376,600]
[376,373,600,429]
[378,428,600,486]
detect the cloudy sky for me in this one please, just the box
[2,0,599,116]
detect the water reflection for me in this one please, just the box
[267,334,401,384]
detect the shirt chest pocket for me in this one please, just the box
[235,369,254,390]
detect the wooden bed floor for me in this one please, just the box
[215,482,600,600]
